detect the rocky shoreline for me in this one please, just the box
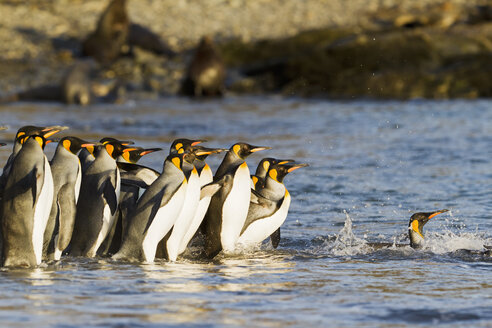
[0,0,490,100]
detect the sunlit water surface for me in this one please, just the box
[0,97,491,327]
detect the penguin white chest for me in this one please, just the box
[93,168,121,256]
[221,163,251,253]
[142,181,188,262]
[166,170,201,261]
[238,191,291,248]
[32,156,54,265]
[178,165,214,254]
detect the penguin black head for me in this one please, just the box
[170,138,206,154]
[60,136,94,155]
[100,137,134,146]
[231,143,271,160]
[119,147,162,164]
[268,162,309,183]
[14,125,68,146]
[255,158,295,177]
[408,209,449,248]
[102,140,132,160]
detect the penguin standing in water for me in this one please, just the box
[164,148,223,261]
[98,147,162,256]
[113,152,192,262]
[70,140,130,257]
[1,134,54,267]
[202,142,270,258]
[237,162,308,248]
[43,137,96,260]
[0,126,65,260]
[178,146,227,256]
[250,158,295,247]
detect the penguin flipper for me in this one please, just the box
[32,166,43,208]
[250,189,271,206]
[241,197,278,235]
[200,182,222,200]
[102,177,118,215]
[270,227,281,249]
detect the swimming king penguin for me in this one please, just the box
[202,142,270,258]
[43,137,96,261]
[237,162,308,249]
[113,152,192,262]
[1,134,54,267]
[408,210,449,248]
[69,140,131,257]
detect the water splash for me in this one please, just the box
[324,211,371,256]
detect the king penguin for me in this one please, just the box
[43,137,96,260]
[164,147,224,261]
[1,134,54,267]
[237,162,308,249]
[178,146,227,256]
[0,125,65,262]
[408,210,449,248]
[202,142,270,258]
[113,152,192,262]
[251,158,295,248]
[98,146,162,256]
[70,140,130,257]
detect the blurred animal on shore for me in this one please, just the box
[180,36,226,97]
[82,0,175,65]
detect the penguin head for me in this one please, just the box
[103,140,130,160]
[255,158,295,177]
[408,209,449,248]
[268,162,309,183]
[170,138,206,154]
[19,134,49,150]
[100,137,134,146]
[192,146,227,161]
[60,136,94,155]
[231,143,271,160]
[14,125,68,151]
[119,147,162,163]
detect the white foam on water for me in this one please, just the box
[324,211,372,256]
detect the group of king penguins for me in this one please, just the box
[0,125,307,267]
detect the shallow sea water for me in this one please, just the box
[0,97,491,327]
